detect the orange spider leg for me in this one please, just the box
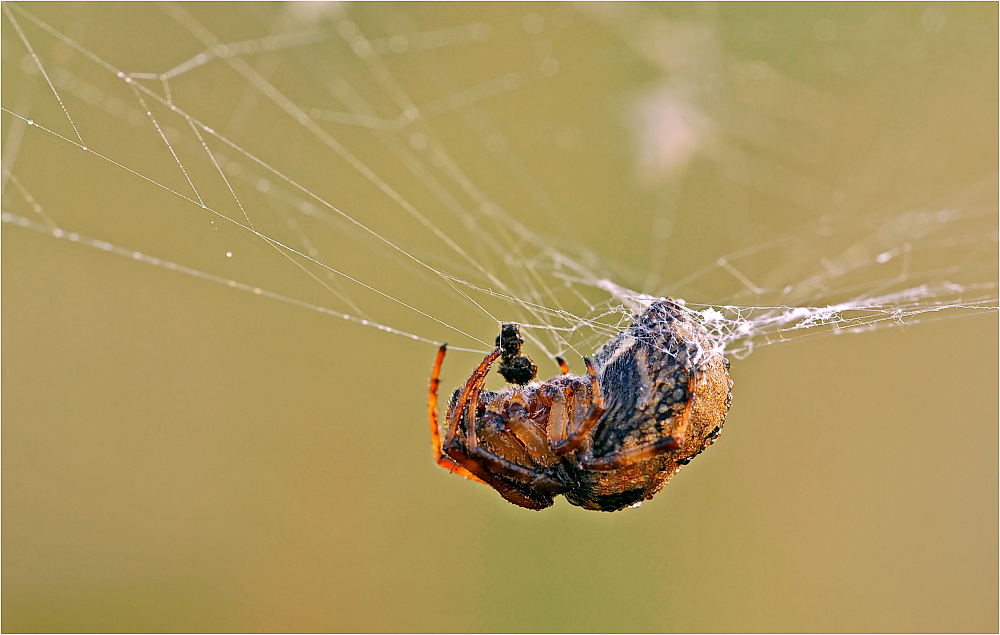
[551,356,606,454]
[429,344,485,484]
[445,348,501,446]
[442,348,521,484]
[460,351,568,492]
[555,356,570,375]
[581,370,697,470]
[667,370,698,446]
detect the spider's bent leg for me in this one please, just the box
[429,344,485,484]
[445,348,501,447]
[551,356,606,454]
[666,370,697,448]
[580,435,680,470]
[442,348,505,480]
[581,371,696,471]
[461,354,569,493]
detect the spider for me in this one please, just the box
[428,299,733,511]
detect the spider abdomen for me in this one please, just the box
[432,299,733,512]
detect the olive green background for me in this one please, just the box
[3,2,997,632]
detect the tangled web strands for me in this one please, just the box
[2,2,996,364]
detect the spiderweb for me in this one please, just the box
[2,2,996,367]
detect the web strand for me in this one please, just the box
[2,2,996,365]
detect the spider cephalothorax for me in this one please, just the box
[428,299,733,511]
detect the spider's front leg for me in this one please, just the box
[439,348,554,510]
[428,344,485,484]
[550,357,606,455]
[449,350,568,493]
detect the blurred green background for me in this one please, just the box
[3,2,997,631]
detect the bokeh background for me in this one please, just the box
[3,2,997,631]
